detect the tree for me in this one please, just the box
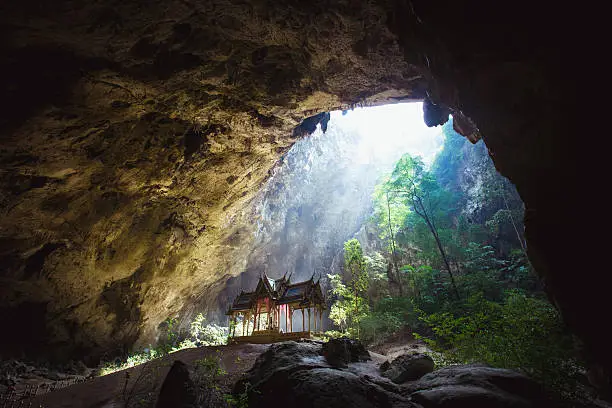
[327,239,370,338]
[482,176,527,257]
[343,239,369,338]
[372,184,409,295]
[328,274,350,332]
[384,154,460,299]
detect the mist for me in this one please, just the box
[241,102,444,286]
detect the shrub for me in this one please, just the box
[420,291,585,397]
[97,314,228,377]
[358,296,418,344]
[321,330,347,341]
[190,313,229,346]
[193,351,227,406]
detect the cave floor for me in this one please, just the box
[19,342,390,407]
[11,339,401,407]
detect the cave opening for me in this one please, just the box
[211,101,586,399]
[221,102,446,334]
[241,102,446,287]
[51,100,587,400]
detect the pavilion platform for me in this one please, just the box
[228,330,322,344]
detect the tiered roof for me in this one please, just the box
[228,272,325,312]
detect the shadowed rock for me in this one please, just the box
[235,341,411,408]
[321,337,371,368]
[404,364,558,408]
[232,341,565,408]
[156,360,197,408]
[381,353,434,384]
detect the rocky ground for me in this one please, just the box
[2,339,608,408]
[236,339,562,408]
[369,328,430,361]
[0,359,94,402]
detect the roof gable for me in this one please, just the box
[228,274,325,312]
[229,291,254,311]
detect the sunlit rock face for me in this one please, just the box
[0,0,420,362]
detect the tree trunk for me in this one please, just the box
[414,196,461,299]
[386,192,403,295]
[503,193,527,257]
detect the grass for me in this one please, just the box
[97,340,199,376]
[98,314,230,376]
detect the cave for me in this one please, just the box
[0,0,599,405]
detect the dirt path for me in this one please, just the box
[19,343,269,408]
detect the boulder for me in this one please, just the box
[240,341,328,387]
[236,341,413,408]
[381,353,434,383]
[235,343,561,408]
[156,360,197,408]
[321,337,371,368]
[404,365,559,408]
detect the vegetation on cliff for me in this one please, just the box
[326,118,587,398]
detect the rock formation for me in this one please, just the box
[156,360,197,408]
[381,353,434,384]
[236,341,559,408]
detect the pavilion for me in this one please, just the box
[226,273,326,343]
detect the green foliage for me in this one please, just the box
[190,313,229,346]
[195,354,227,381]
[98,317,181,376]
[327,274,350,332]
[327,127,586,400]
[321,330,347,340]
[98,315,228,377]
[193,351,228,406]
[364,252,391,303]
[327,239,370,339]
[225,382,259,408]
[372,183,410,249]
[374,153,462,296]
[420,291,583,396]
[400,263,459,315]
[157,317,179,355]
[358,296,418,344]
[343,239,369,296]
